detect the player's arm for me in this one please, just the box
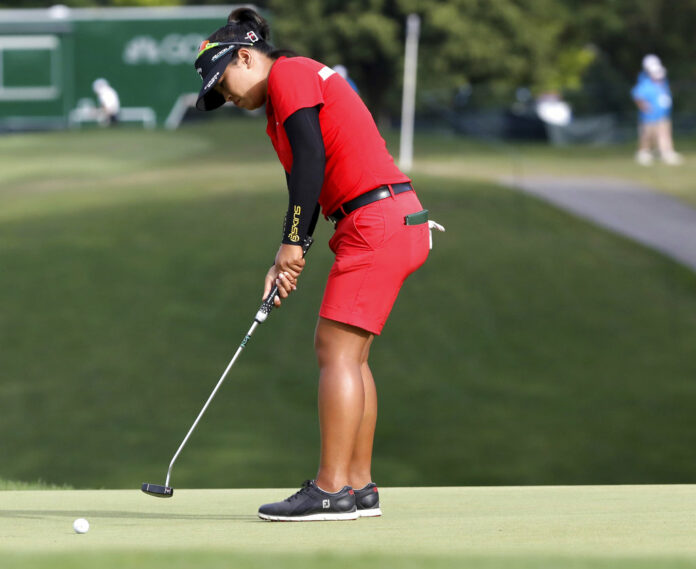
[282,106,324,245]
[265,106,324,304]
[275,106,323,273]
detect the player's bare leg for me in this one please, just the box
[348,338,377,490]
[314,317,372,493]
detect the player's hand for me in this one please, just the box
[275,243,305,278]
[261,244,304,308]
[262,265,297,308]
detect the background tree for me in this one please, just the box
[267,0,597,121]
[267,0,402,124]
[2,0,693,115]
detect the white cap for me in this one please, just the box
[92,78,109,92]
[48,5,70,19]
[332,65,348,79]
[642,54,666,79]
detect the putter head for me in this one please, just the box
[141,482,174,498]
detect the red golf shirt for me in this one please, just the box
[265,56,409,216]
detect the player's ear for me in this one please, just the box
[238,48,252,68]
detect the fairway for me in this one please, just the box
[2,124,696,569]
[1,124,696,490]
[2,485,696,568]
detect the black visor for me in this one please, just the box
[194,31,261,111]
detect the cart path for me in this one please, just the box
[502,176,696,272]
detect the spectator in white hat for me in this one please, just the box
[92,78,120,126]
[631,55,682,165]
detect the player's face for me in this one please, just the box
[214,50,268,111]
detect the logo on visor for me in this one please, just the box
[198,40,210,52]
[211,45,235,62]
[204,71,221,90]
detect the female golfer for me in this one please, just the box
[194,8,430,521]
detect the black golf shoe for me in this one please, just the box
[354,482,382,517]
[258,480,358,521]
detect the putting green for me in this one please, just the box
[1,486,695,568]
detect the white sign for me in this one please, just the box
[123,34,205,65]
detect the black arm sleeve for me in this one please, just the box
[281,106,325,245]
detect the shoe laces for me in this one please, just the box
[286,479,314,502]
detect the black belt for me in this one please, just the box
[328,183,413,223]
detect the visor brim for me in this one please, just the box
[195,53,233,111]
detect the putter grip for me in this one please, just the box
[255,236,314,323]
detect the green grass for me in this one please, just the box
[0,478,72,491]
[2,486,696,568]
[409,131,696,205]
[1,122,696,491]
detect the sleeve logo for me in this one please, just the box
[288,205,301,242]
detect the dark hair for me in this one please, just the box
[207,7,296,61]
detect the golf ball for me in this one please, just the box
[73,518,90,534]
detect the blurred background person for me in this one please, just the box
[332,64,360,94]
[631,54,683,166]
[92,78,120,126]
[535,91,572,127]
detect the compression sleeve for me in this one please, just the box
[281,106,325,245]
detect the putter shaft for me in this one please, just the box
[159,235,313,490]
[165,320,259,488]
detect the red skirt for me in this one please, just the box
[319,190,429,335]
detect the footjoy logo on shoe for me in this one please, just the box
[322,499,330,509]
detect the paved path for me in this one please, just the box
[501,176,696,272]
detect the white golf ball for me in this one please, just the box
[73,518,90,534]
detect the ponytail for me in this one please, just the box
[205,7,296,61]
[227,7,271,42]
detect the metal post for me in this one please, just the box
[399,13,420,173]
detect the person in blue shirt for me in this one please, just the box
[631,55,683,165]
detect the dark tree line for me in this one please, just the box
[2,0,694,117]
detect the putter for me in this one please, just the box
[142,235,314,498]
